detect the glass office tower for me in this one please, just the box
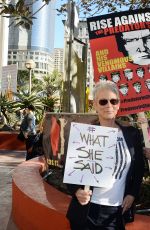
[8,0,56,76]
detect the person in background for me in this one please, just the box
[66,80,144,230]
[20,104,36,160]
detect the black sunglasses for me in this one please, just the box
[99,99,120,106]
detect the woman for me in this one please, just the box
[66,81,144,230]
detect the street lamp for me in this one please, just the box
[25,59,36,95]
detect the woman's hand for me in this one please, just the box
[24,132,28,139]
[143,147,150,160]
[122,195,135,214]
[75,188,92,205]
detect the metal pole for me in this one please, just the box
[83,44,87,112]
[29,69,31,95]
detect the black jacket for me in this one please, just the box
[66,123,145,225]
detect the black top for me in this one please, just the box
[66,122,145,225]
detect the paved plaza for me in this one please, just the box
[0,150,25,230]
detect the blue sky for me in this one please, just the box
[53,1,128,48]
[54,1,65,48]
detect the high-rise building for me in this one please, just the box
[0,15,9,92]
[8,0,56,77]
[54,48,64,74]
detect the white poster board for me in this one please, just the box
[1,64,17,94]
[63,122,118,188]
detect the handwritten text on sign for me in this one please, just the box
[63,122,118,188]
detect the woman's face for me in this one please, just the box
[94,89,120,121]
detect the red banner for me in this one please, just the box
[87,9,150,116]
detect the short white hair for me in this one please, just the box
[93,80,120,100]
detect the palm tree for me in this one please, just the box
[12,90,44,124]
[0,93,14,124]
[41,96,59,112]
[12,90,43,111]
[34,70,63,112]
[38,70,62,97]
[14,70,63,122]
[17,70,42,93]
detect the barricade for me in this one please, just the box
[12,156,71,230]
[12,156,149,230]
[0,132,25,150]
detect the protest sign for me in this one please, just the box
[63,122,118,188]
[43,113,98,168]
[87,9,150,116]
[1,64,17,96]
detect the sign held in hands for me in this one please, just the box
[63,122,118,188]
